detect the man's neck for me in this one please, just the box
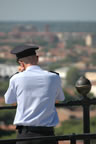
[25,64,37,69]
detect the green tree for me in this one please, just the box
[0,110,15,125]
[65,54,78,63]
[91,53,96,66]
[66,39,85,49]
[63,89,77,102]
[0,80,9,97]
[66,67,80,86]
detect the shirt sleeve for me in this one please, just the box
[56,76,65,101]
[4,78,17,104]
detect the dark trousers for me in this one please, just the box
[16,126,58,144]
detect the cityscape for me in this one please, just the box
[0,21,96,144]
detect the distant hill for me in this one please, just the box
[0,21,96,32]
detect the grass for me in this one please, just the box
[55,116,96,135]
[1,132,16,139]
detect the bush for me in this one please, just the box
[66,67,80,86]
[0,110,16,125]
[0,129,16,138]
[0,80,9,97]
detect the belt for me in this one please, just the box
[16,125,54,132]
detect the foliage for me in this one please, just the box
[47,58,70,71]
[0,42,19,47]
[32,35,59,48]
[0,58,7,63]
[0,80,9,90]
[0,132,16,140]
[0,80,9,97]
[63,89,77,102]
[65,55,79,63]
[35,39,48,47]
[66,67,81,86]
[48,63,62,71]
[0,110,16,125]
[0,129,16,138]
[66,39,85,49]
[91,53,96,66]
[0,58,16,64]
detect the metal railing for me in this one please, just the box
[0,76,96,144]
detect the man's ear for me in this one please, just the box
[19,60,26,70]
[19,60,24,67]
[18,60,22,65]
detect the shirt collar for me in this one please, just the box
[26,65,41,71]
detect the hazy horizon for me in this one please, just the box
[0,0,96,22]
[0,20,96,23]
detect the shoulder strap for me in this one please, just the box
[10,72,19,78]
[49,71,59,75]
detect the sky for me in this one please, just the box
[0,0,96,22]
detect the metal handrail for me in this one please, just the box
[0,133,96,144]
[1,76,96,144]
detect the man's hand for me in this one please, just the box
[55,100,59,104]
[18,66,25,72]
[12,103,16,106]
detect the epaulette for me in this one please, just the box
[10,72,19,78]
[49,71,59,75]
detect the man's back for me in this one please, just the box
[5,65,64,126]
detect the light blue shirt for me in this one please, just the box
[4,65,65,126]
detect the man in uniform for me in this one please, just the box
[4,44,65,144]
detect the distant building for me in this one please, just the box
[85,34,92,47]
[0,64,18,77]
[85,34,96,47]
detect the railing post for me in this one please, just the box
[70,139,76,144]
[70,134,76,144]
[75,75,92,144]
[83,97,90,144]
